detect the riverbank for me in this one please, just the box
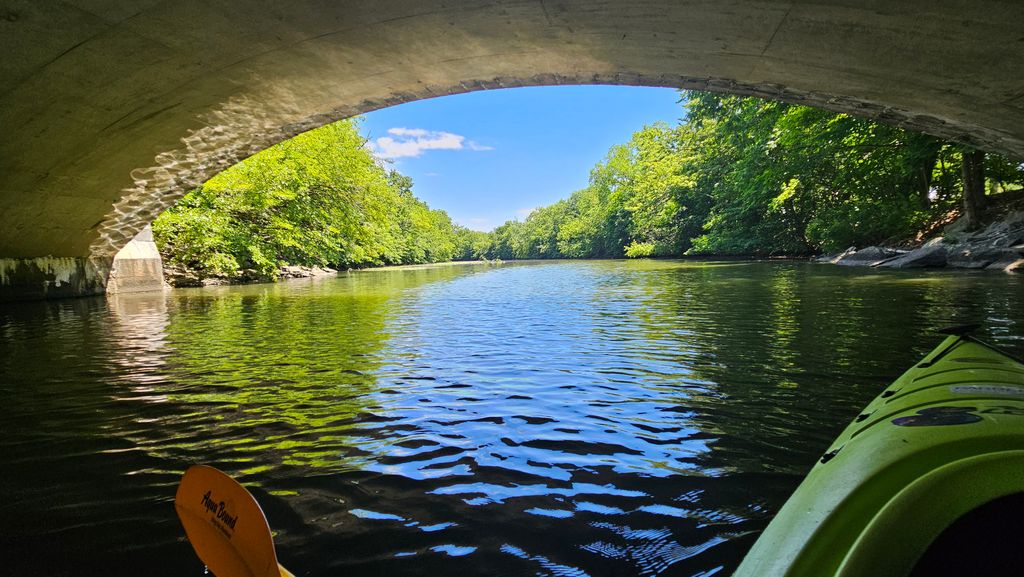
[163,259,504,288]
[161,193,1024,288]
[163,263,333,287]
[815,193,1024,273]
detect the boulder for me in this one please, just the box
[879,245,948,269]
[985,252,1024,272]
[952,210,1024,248]
[278,265,338,279]
[986,211,1024,244]
[835,246,901,266]
[948,247,1023,269]
[280,265,311,278]
[815,247,857,264]
[163,266,203,287]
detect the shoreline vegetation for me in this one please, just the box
[154,92,1024,287]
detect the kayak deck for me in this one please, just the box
[735,332,1024,577]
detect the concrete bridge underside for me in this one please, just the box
[1,0,1023,298]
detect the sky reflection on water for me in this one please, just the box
[1,260,1022,576]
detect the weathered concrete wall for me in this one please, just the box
[106,226,165,295]
[0,227,164,301]
[0,257,111,302]
[1,1,1023,299]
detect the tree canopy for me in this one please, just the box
[479,91,1023,260]
[155,91,1024,279]
[153,119,477,280]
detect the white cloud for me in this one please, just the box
[516,207,537,218]
[387,127,429,137]
[369,127,494,159]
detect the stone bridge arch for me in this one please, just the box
[1,0,1023,298]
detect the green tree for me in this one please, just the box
[153,119,470,280]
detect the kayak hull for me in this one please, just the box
[734,333,1024,577]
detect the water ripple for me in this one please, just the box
[1,261,1022,576]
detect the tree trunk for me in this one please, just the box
[907,136,941,209]
[961,149,986,230]
[917,151,938,209]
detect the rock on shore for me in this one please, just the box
[279,265,337,279]
[823,246,901,266]
[817,211,1024,272]
[163,264,338,287]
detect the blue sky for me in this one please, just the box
[359,86,684,231]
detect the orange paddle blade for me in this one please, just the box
[175,465,287,577]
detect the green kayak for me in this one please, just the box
[735,328,1024,577]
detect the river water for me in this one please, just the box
[1,260,1022,576]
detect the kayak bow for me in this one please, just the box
[735,329,1024,577]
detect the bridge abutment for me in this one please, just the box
[106,226,166,296]
[0,227,164,302]
[0,256,112,302]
